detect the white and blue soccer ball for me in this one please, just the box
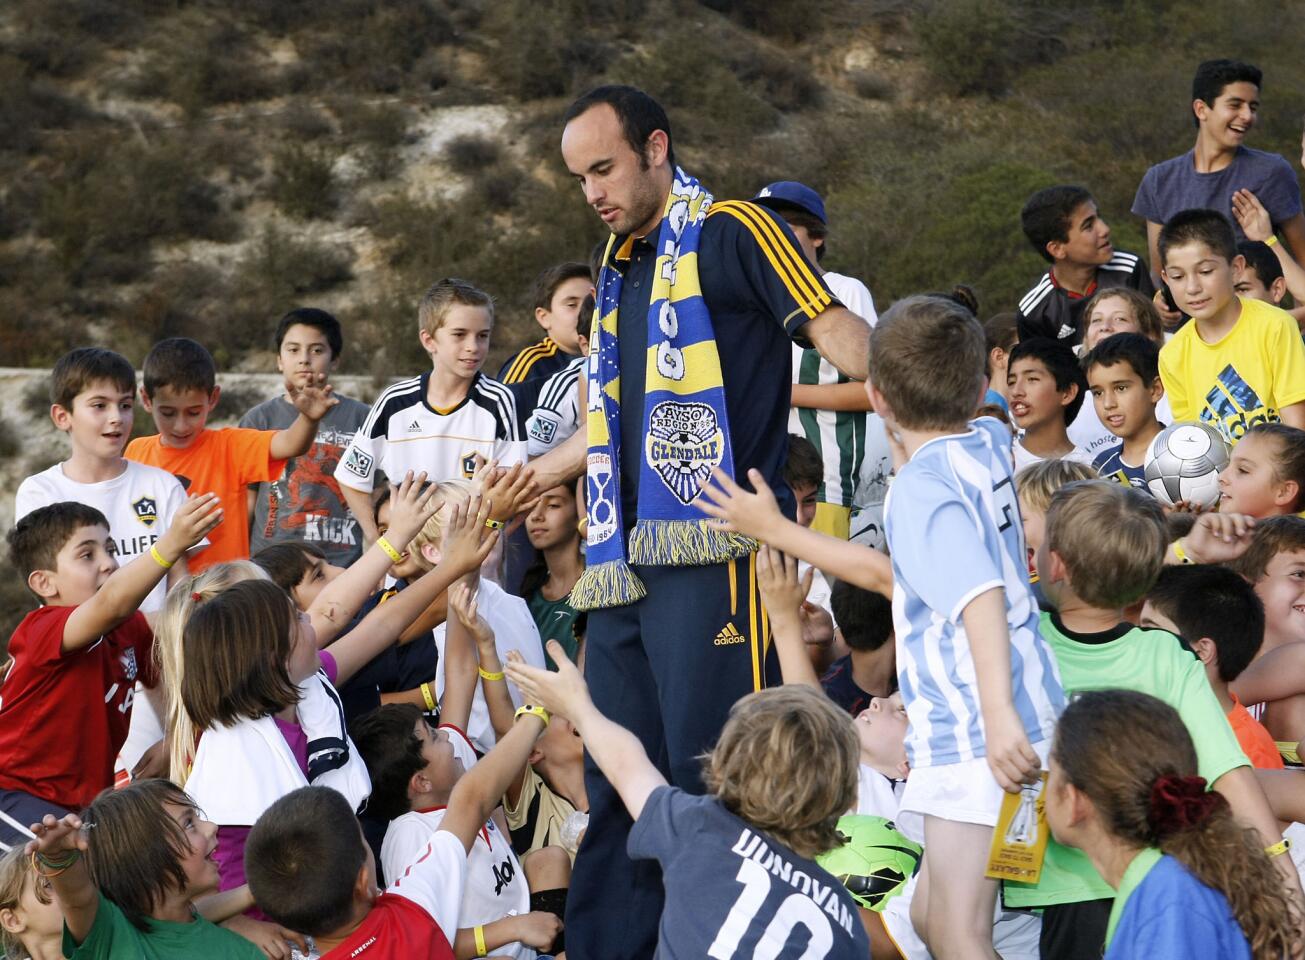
[1143,422,1231,507]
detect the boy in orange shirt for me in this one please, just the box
[1141,563,1283,769]
[126,337,335,570]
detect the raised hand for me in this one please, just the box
[1232,188,1274,243]
[449,580,495,648]
[287,373,338,421]
[1182,511,1256,564]
[383,471,439,548]
[440,495,499,577]
[26,812,88,860]
[756,545,812,625]
[156,492,223,559]
[482,461,538,522]
[696,467,782,541]
[504,642,591,721]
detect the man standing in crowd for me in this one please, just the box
[529,85,872,959]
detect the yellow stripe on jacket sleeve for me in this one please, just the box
[710,201,832,320]
[718,200,828,310]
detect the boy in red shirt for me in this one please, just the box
[0,495,220,844]
[126,337,335,571]
[244,696,548,959]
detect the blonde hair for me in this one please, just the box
[1046,480,1168,608]
[704,686,859,859]
[156,561,268,783]
[0,846,46,959]
[417,278,494,336]
[406,480,473,562]
[1014,458,1098,513]
[1081,287,1164,343]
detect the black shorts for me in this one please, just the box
[1039,898,1110,960]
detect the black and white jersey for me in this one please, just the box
[526,356,584,457]
[334,372,526,491]
[1016,251,1155,346]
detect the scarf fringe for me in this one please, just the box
[627,519,757,566]
[568,559,647,611]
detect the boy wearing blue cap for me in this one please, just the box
[755,181,882,543]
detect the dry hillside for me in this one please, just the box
[2,0,1304,636]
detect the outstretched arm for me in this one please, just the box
[697,467,893,598]
[798,306,870,382]
[326,498,499,685]
[755,546,820,688]
[268,377,337,460]
[63,494,222,653]
[306,472,439,644]
[26,815,97,945]
[1232,642,1305,706]
[507,642,666,821]
[791,380,873,412]
[439,707,546,854]
[1233,190,1305,303]
[1212,765,1304,901]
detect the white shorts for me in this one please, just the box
[896,740,1051,837]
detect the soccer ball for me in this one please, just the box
[815,815,922,912]
[1143,422,1231,507]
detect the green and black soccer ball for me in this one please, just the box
[816,815,922,912]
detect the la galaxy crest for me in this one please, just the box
[645,400,724,505]
[132,496,158,528]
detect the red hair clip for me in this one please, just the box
[191,592,203,602]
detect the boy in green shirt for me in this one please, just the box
[1005,479,1292,959]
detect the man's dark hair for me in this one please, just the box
[1146,564,1265,682]
[50,348,136,411]
[830,579,893,653]
[141,337,217,398]
[7,502,109,583]
[1020,186,1095,264]
[350,704,427,822]
[82,780,200,932]
[1158,209,1238,266]
[1192,59,1262,128]
[783,434,823,492]
[531,262,593,313]
[1238,240,1285,287]
[1008,336,1087,425]
[253,542,328,596]
[564,85,676,169]
[275,308,344,360]
[246,786,369,937]
[1083,332,1161,386]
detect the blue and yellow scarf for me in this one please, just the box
[569,168,755,611]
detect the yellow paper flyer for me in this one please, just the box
[985,771,1049,883]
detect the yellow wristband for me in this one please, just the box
[375,536,402,564]
[473,924,488,957]
[514,704,550,727]
[484,518,505,530]
[1266,235,1279,247]
[1266,837,1292,857]
[420,682,436,713]
[478,666,505,682]
[1172,538,1194,565]
[149,545,174,569]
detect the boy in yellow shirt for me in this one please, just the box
[1157,208,1305,441]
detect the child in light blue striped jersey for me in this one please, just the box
[865,294,1065,957]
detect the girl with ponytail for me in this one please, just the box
[1045,689,1298,959]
